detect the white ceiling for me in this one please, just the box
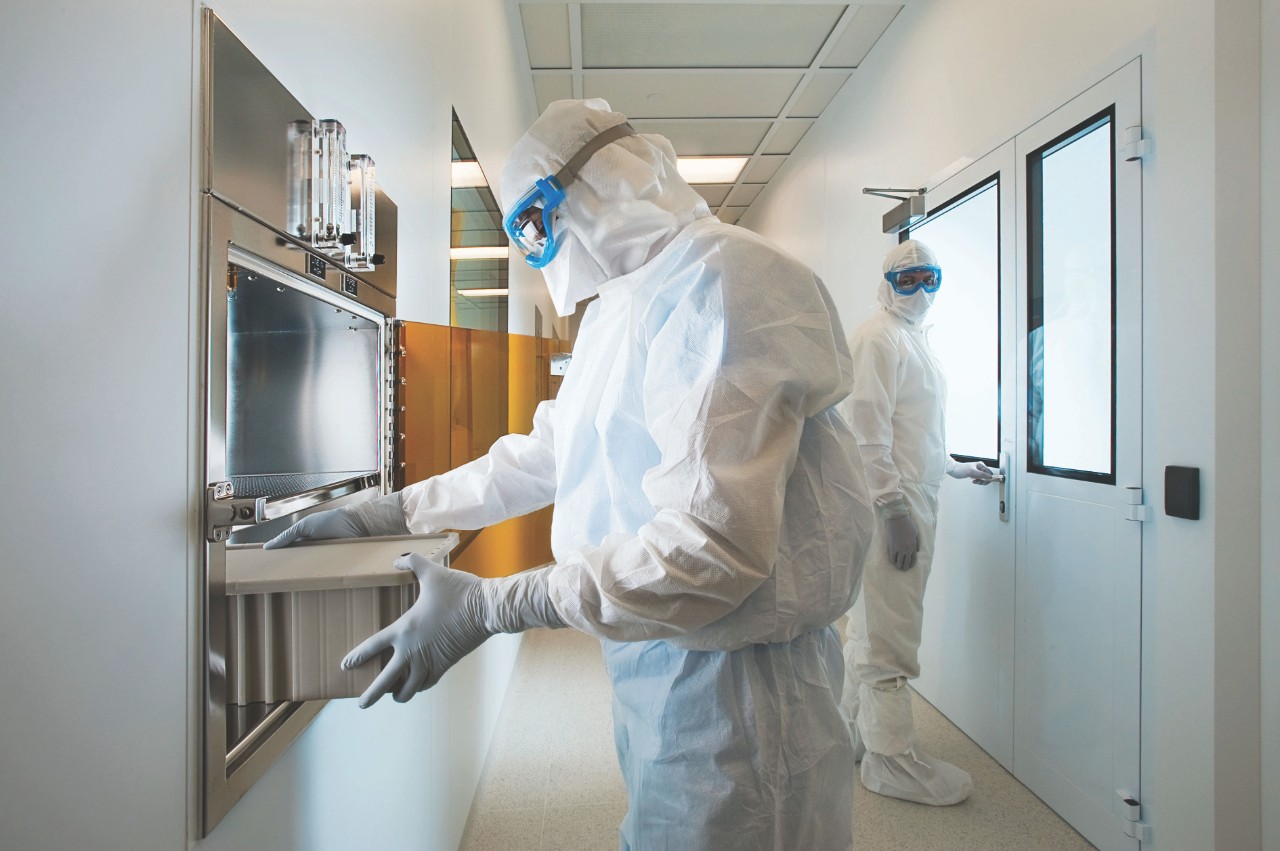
[515,1,902,224]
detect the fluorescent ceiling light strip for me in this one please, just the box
[451,161,489,188]
[457,288,509,297]
[450,246,509,260]
[676,156,749,185]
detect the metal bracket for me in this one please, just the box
[1117,790,1153,842]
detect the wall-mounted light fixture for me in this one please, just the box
[863,187,926,234]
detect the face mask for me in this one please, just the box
[879,280,935,323]
[541,229,611,317]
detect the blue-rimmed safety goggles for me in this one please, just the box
[885,264,942,295]
[503,122,636,269]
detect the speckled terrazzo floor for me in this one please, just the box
[458,628,1095,851]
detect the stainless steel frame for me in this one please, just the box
[200,196,397,835]
[197,9,402,834]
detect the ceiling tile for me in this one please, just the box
[790,72,851,118]
[693,184,733,207]
[726,184,764,206]
[630,120,771,156]
[520,4,572,69]
[763,119,814,154]
[822,5,902,68]
[584,72,802,119]
[743,155,787,183]
[533,74,575,114]
[581,3,844,69]
[719,207,748,225]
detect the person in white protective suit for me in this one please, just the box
[840,239,997,806]
[265,98,874,850]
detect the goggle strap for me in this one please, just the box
[553,123,637,187]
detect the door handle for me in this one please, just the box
[997,451,1011,522]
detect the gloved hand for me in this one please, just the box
[878,496,919,571]
[263,492,410,549]
[947,461,998,485]
[342,554,564,707]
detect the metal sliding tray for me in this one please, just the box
[223,533,458,702]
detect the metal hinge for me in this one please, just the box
[206,481,238,542]
[1122,125,1150,162]
[1124,486,1152,522]
[1117,790,1152,842]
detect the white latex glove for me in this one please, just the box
[878,496,919,571]
[263,492,409,549]
[947,461,997,485]
[342,554,564,707]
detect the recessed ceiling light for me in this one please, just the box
[457,288,509,297]
[450,246,509,260]
[676,157,750,185]
[451,161,488,188]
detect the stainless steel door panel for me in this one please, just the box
[204,16,398,303]
[206,16,309,237]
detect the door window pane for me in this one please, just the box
[910,180,1000,462]
[1027,112,1114,480]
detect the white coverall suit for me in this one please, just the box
[839,240,975,806]
[404,99,875,849]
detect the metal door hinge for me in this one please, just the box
[1124,486,1152,522]
[1117,790,1152,842]
[1122,126,1150,162]
[206,481,238,542]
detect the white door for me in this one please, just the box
[911,147,1018,771]
[913,59,1144,849]
[1012,60,1143,851]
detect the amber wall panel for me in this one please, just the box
[399,322,451,488]
[449,327,509,467]
[451,331,555,577]
[400,324,560,577]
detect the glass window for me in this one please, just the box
[451,111,509,332]
[909,179,1001,463]
[1027,111,1114,481]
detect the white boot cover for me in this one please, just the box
[860,748,973,806]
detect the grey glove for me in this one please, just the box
[878,496,919,571]
[263,492,410,550]
[341,556,564,707]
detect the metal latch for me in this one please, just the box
[1117,790,1152,842]
[1124,486,1151,522]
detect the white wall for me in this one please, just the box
[744,0,1260,847]
[0,1,540,848]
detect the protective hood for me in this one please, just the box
[878,239,940,324]
[500,98,711,316]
